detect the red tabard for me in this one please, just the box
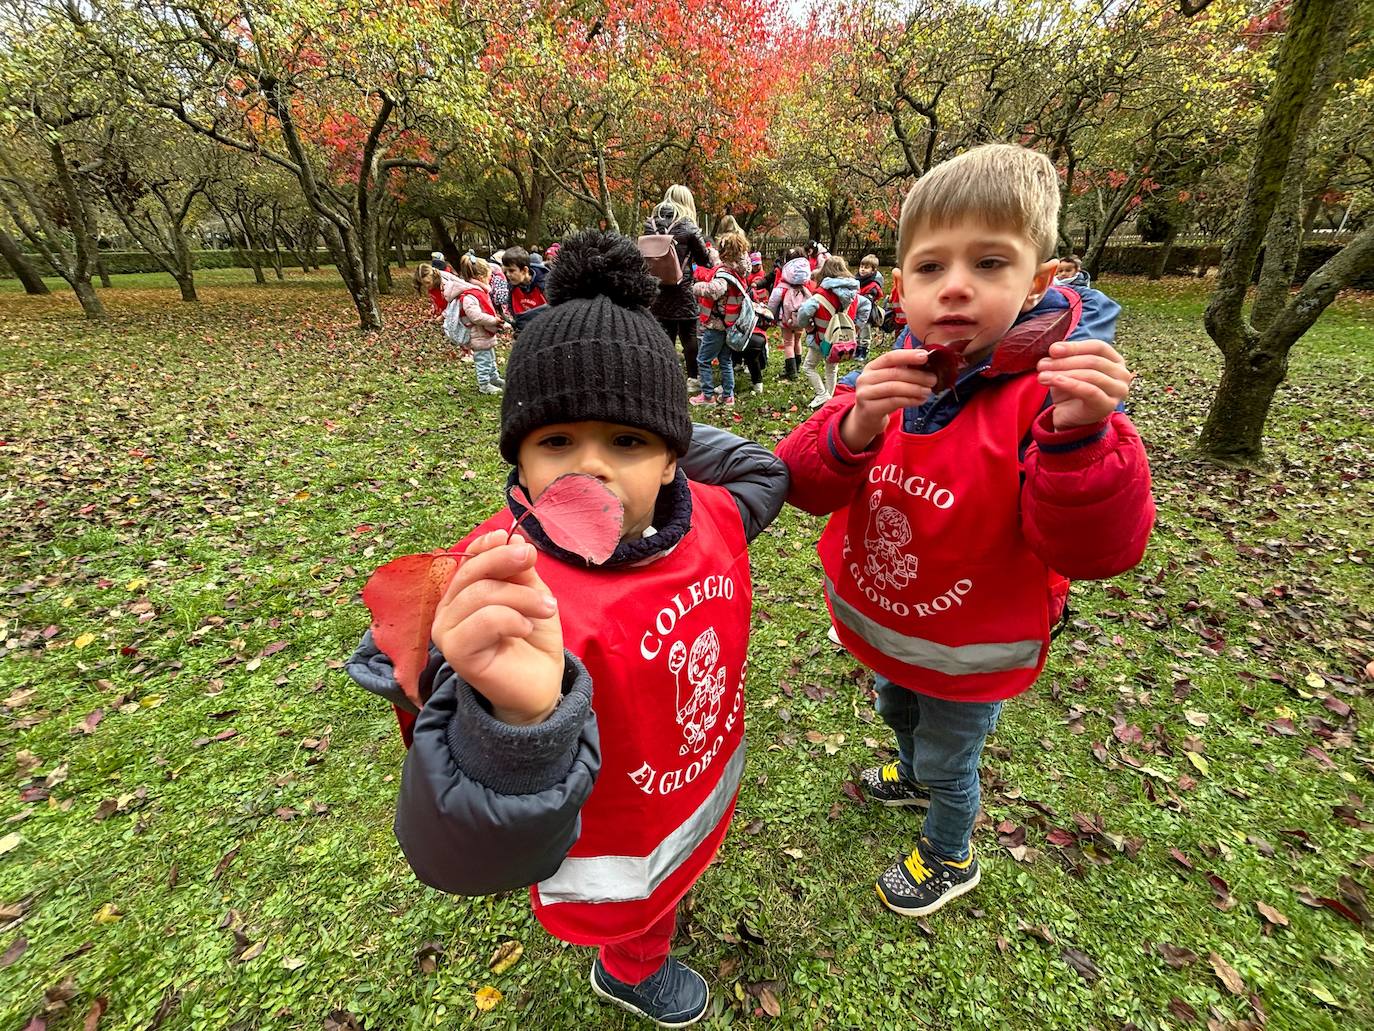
[817,375,1062,703]
[466,481,752,945]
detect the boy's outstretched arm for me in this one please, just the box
[678,424,789,541]
[1021,340,1155,579]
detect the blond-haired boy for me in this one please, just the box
[777,144,1154,916]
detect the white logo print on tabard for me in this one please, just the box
[863,491,920,590]
[669,627,728,756]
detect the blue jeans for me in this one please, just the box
[874,675,1002,862]
[697,328,734,398]
[474,348,500,387]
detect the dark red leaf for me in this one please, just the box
[922,345,966,393]
[1168,997,1198,1023]
[0,936,27,967]
[982,307,1075,377]
[510,473,624,564]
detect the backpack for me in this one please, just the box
[637,229,682,285]
[817,291,859,364]
[780,284,807,329]
[713,267,759,352]
[442,297,470,347]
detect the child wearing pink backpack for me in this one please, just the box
[768,251,811,382]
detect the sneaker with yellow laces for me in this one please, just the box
[859,762,931,807]
[876,837,980,917]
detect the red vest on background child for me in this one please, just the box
[510,280,548,318]
[889,277,907,328]
[809,286,858,344]
[698,268,747,328]
[397,482,752,945]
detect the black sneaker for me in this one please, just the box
[860,762,931,807]
[590,956,709,1028]
[876,837,981,917]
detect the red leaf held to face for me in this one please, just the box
[509,473,624,565]
[362,551,461,706]
[982,307,1075,378]
[922,345,966,393]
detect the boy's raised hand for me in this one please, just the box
[1037,339,1135,430]
[431,530,564,726]
[839,348,938,452]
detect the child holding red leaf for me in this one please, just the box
[776,144,1154,919]
[347,230,788,1028]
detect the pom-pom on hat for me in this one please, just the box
[499,230,693,463]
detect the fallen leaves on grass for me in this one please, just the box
[1209,952,1247,995]
[474,986,502,1012]
[488,939,523,974]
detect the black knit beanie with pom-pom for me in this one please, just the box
[499,229,692,463]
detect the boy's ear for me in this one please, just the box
[661,457,678,486]
[1021,259,1060,312]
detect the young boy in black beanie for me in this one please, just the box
[348,230,788,1027]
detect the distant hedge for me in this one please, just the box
[6,242,1369,288]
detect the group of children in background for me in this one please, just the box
[357,143,1154,1028]
[413,245,552,394]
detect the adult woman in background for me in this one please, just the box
[646,185,712,391]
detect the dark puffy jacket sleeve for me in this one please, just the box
[678,423,790,541]
[346,628,445,713]
[347,626,602,896]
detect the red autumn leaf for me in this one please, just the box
[509,473,624,565]
[362,551,460,706]
[922,345,966,393]
[981,307,1075,378]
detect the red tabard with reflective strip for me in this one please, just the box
[810,287,857,343]
[697,268,746,327]
[459,482,752,945]
[817,375,1062,703]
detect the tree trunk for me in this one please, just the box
[1250,4,1351,333]
[0,228,50,293]
[525,182,547,246]
[175,274,197,302]
[71,275,105,319]
[1199,0,1361,468]
[1149,223,1179,280]
[1196,343,1287,466]
[429,216,458,267]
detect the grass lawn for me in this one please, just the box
[1,267,1371,1031]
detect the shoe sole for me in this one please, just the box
[875,796,931,808]
[589,966,709,1028]
[876,864,981,918]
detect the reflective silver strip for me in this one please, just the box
[825,578,1042,675]
[535,738,746,906]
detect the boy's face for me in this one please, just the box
[503,263,530,286]
[860,262,878,277]
[1056,259,1080,280]
[895,220,1057,364]
[517,421,677,541]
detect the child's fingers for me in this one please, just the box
[1048,339,1124,364]
[858,381,933,406]
[434,581,557,639]
[1042,369,1128,397]
[867,348,930,371]
[442,606,537,660]
[1045,375,1118,409]
[1037,354,1129,377]
[439,535,537,607]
